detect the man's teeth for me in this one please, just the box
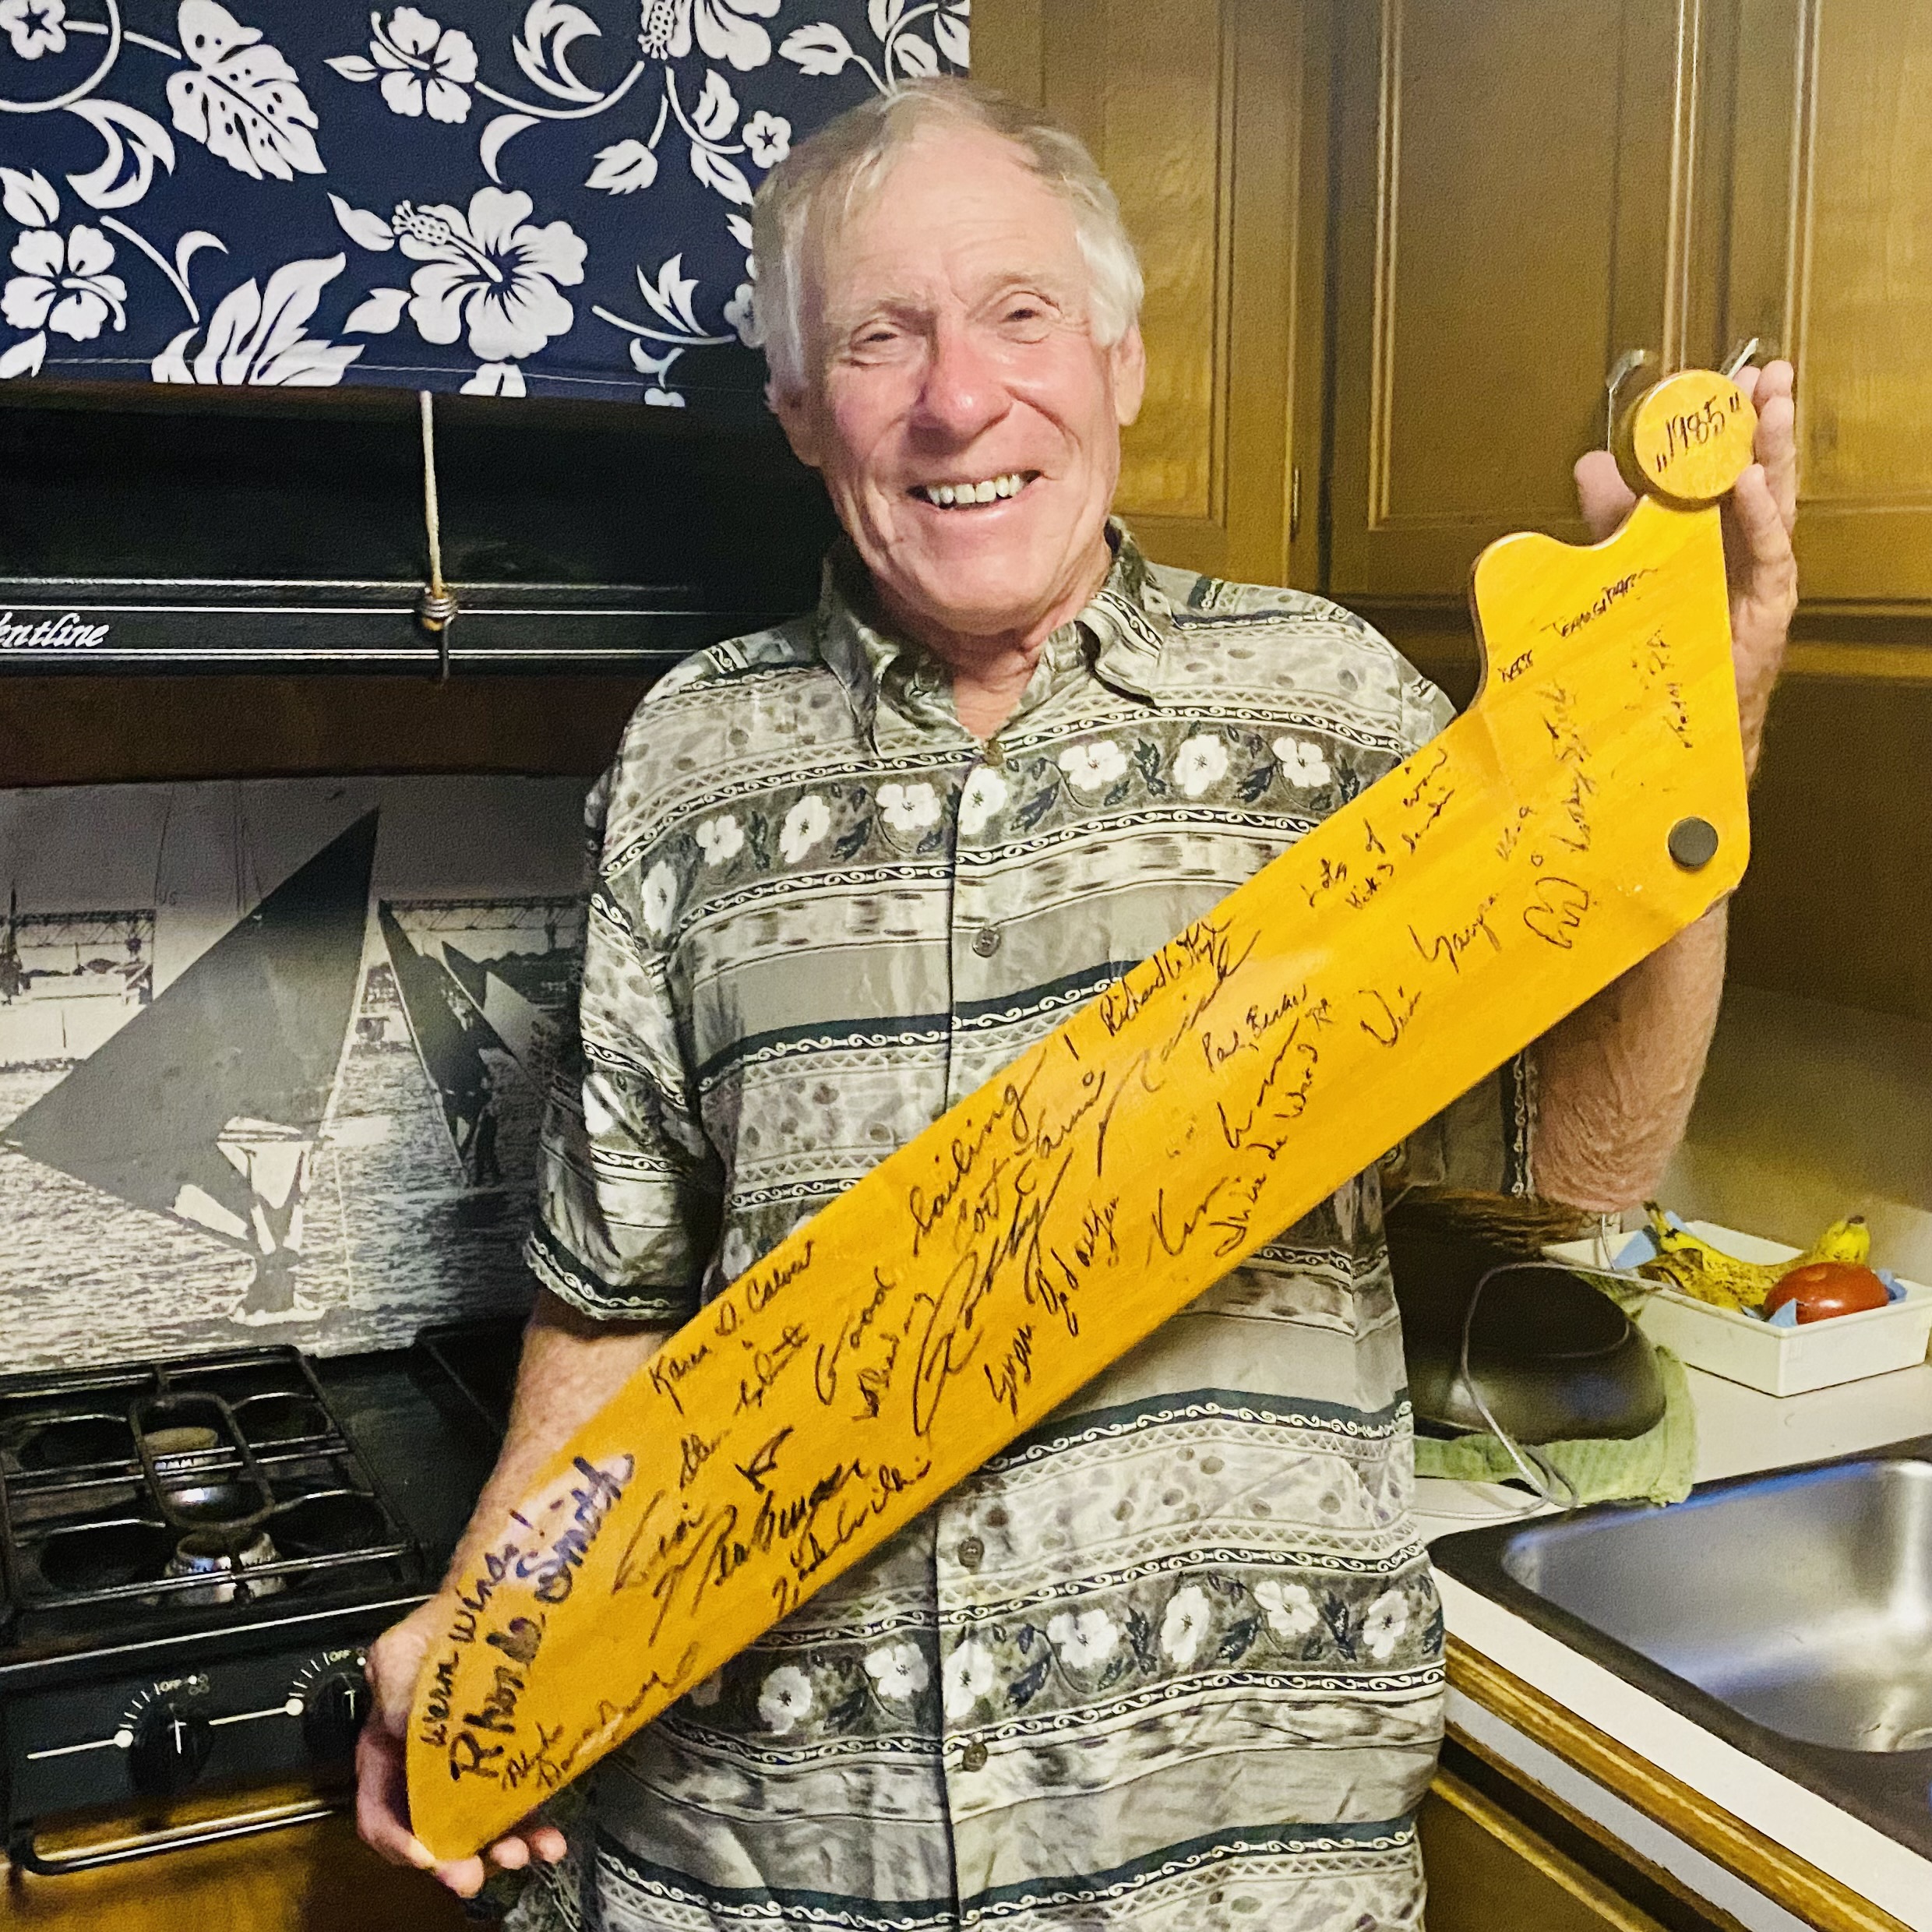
[915,473,1029,507]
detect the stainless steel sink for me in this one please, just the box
[1433,1438,1932,1855]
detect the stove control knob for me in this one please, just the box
[129,1700,213,1797]
[303,1667,370,1760]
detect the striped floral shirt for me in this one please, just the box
[517,526,1529,1932]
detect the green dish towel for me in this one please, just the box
[1412,1347,1697,1507]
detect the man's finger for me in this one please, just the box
[1726,463,1793,575]
[431,1853,490,1899]
[1573,448,1637,544]
[1752,361,1798,531]
[525,1822,570,1863]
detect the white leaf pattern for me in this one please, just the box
[779,21,854,75]
[893,32,938,76]
[933,5,968,63]
[344,285,410,332]
[0,333,47,379]
[0,169,59,229]
[153,253,361,384]
[511,0,601,104]
[328,192,397,252]
[167,2,324,183]
[480,111,539,184]
[693,69,738,142]
[174,230,226,284]
[691,143,752,206]
[586,141,658,193]
[63,101,177,212]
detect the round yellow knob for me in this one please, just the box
[1614,368,1758,507]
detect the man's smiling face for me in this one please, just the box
[773,123,1145,664]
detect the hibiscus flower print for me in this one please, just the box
[1160,1585,1214,1667]
[941,1638,996,1722]
[367,8,478,122]
[876,781,940,836]
[1273,736,1333,789]
[638,859,679,936]
[862,1641,929,1704]
[1057,739,1128,795]
[2,227,125,343]
[1254,1579,1320,1641]
[778,793,830,864]
[0,0,63,59]
[695,813,744,866]
[1046,1609,1119,1670]
[1361,1588,1410,1662]
[636,0,781,73]
[744,110,791,167]
[392,189,587,364]
[1172,733,1229,800]
[957,767,1009,837]
[756,1663,814,1735]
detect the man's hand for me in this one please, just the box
[355,1595,568,1899]
[1574,358,1799,772]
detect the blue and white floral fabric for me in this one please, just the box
[0,0,967,402]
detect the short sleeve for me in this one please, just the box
[1381,657,1536,1199]
[524,769,722,1324]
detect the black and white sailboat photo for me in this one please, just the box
[0,777,591,1370]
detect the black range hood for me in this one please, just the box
[0,379,839,675]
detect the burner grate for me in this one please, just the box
[0,1347,421,1628]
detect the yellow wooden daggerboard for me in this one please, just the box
[408,369,1758,1859]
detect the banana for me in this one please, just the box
[1810,1215,1871,1265]
[1635,1205,1870,1313]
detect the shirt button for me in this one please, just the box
[956,1535,985,1569]
[982,742,1006,769]
[960,1740,989,1772]
[971,927,999,959]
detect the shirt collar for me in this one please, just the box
[814,519,1176,753]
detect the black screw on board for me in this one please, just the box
[1667,816,1720,870]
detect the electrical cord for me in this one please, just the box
[1416,1259,1587,1523]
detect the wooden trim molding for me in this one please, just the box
[1427,1765,1670,1931]
[1445,1636,1916,1932]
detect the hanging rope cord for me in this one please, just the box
[415,390,459,675]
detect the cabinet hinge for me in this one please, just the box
[1289,464,1303,541]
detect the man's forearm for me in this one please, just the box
[1529,901,1728,1213]
[437,1289,672,1594]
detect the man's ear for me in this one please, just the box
[770,382,823,472]
[1110,324,1147,428]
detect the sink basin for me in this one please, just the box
[1433,1437,1932,1855]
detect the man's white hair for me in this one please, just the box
[745,79,1144,400]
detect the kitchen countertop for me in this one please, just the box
[1416,1358,1932,1930]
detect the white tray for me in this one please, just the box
[1547,1222,1932,1398]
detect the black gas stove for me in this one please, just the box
[0,1336,505,1871]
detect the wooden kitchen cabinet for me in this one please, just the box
[0,1810,465,1930]
[1327,0,1722,604]
[1722,0,1932,606]
[1423,1768,1674,1931]
[974,0,1327,589]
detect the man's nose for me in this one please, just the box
[912,321,1007,441]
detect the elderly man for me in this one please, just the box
[358,79,1796,1930]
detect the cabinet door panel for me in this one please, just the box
[1331,0,1702,599]
[968,0,1325,587]
[1728,0,1932,604]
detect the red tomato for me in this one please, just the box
[1764,1261,1890,1324]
